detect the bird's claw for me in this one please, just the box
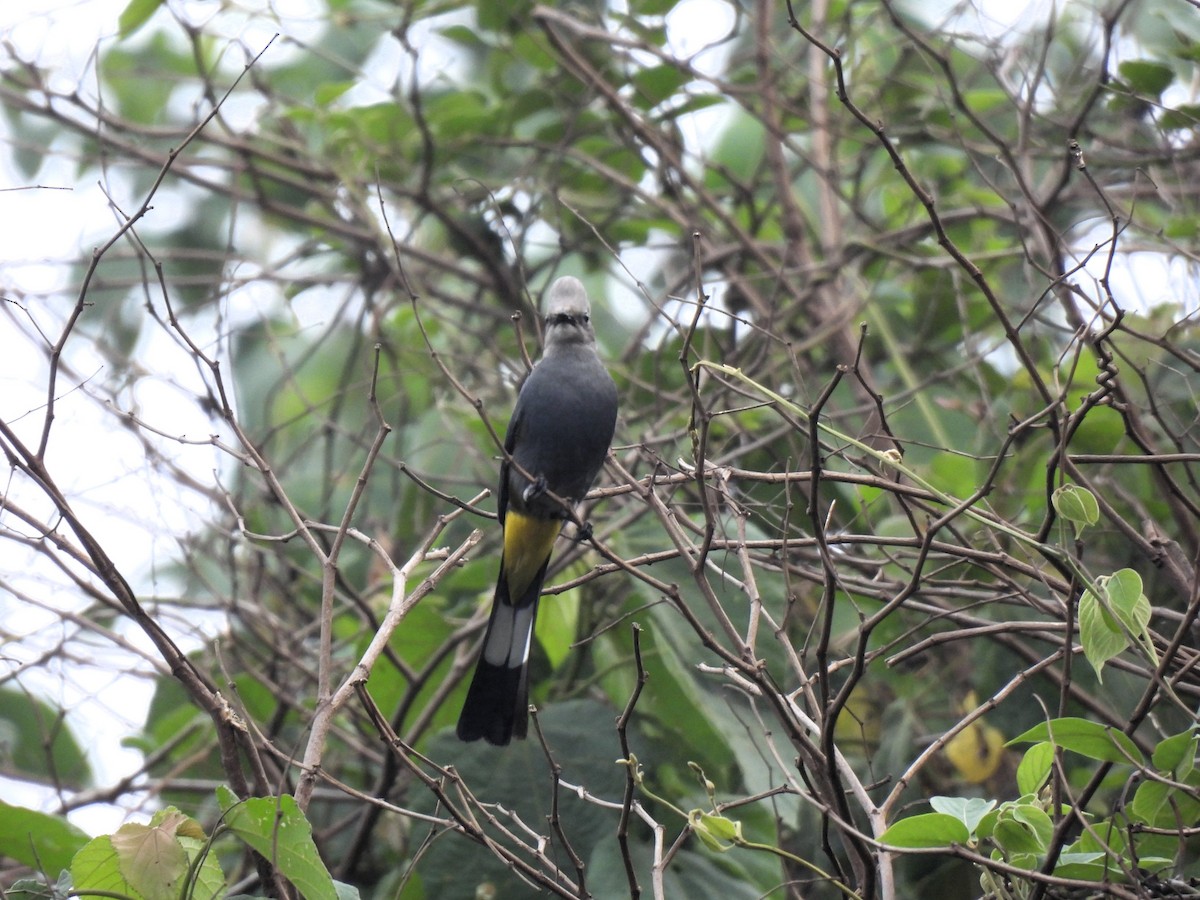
[522,475,549,504]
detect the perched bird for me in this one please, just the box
[457,276,618,746]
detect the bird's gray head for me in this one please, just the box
[542,276,596,351]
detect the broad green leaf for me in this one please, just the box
[438,24,489,49]
[216,788,337,900]
[929,452,977,501]
[314,81,355,106]
[1071,817,1125,856]
[1012,805,1054,847]
[631,65,690,109]
[423,90,496,139]
[992,817,1045,855]
[1152,729,1196,777]
[118,0,164,37]
[1131,779,1173,827]
[929,796,996,835]
[1069,405,1125,454]
[1008,718,1143,766]
[110,821,188,900]
[535,581,579,669]
[1105,569,1150,635]
[417,702,634,897]
[630,0,679,13]
[0,800,89,874]
[1051,484,1099,529]
[636,610,734,773]
[708,108,765,183]
[880,813,970,848]
[963,88,1009,112]
[1078,588,1125,680]
[1118,60,1174,96]
[1131,774,1200,829]
[1016,742,1054,795]
[1160,103,1200,131]
[1164,214,1200,239]
[1052,852,1115,881]
[176,834,227,900]
[0,688,92,788]
[72,836,141,900]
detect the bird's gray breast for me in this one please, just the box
[507,351,617,515]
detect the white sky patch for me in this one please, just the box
[1072,221,1200,317]
[1,0,124,83]
[940,0,1055,44]
[2,2,237,831]
[665,0,736,72]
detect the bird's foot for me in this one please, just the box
[522,475,549,503]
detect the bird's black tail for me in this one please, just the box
[456,556,548,745]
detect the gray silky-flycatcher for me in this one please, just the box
[456,276,618,746]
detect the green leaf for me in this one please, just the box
[1131,779,1173,827]
[1012,805,1053,848]
[118,0,164,38]
[535,584,579,669]
[110,821,188,900]
[880,813,970,848]
[630,0,679,13]
[963,88,1009,113]
[1016,742,1054,795]
[1163,214,1200,238]
[0,687,92,787]
[1117,60,1174,96]
[631,65,690,109]
[1131,773,1200,829]
[422,90,496,139]
[68,809,217,900]
[1052,852,1114,881]
[1160,103,1200,131]
[929,796,996,835]
[1008,718,1143,766]
[1051,484,1099,529]
[176,834,227,900]
[1078,588,1125,681]
[216,788,337,900]
[929,451,977,499]
[417,702,632,897]
[314,81,355,106]
[708,108,765,183]
[636,611,733,773]
[1152,729,1196,777]
[1071,817,1125,856]
[439,24,489,49]
[993,817,1044,856]
[0,800,89,874]
[1105,568,1150,635]
[72,836,143,900]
